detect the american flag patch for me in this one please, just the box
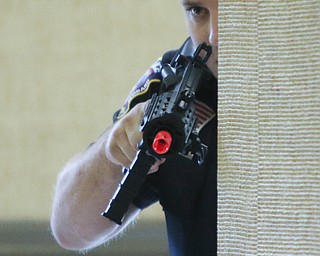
[194,100,216,132]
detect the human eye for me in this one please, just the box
[185,5,208,19]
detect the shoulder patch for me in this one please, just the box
[116,59,163,120]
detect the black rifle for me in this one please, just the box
[102,42,212,225]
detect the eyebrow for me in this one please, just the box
[181,0,199,6]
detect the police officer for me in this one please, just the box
[51,0,218,255]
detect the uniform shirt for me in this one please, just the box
[113,41,217,256]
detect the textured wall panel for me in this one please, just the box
[218,0,320,255]
[218,2,259,255]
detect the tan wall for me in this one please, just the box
[218,1,320,254]
[0,0,187,220]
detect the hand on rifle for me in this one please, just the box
[105,101,165,172]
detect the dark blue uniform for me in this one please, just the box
[113,39,217,256]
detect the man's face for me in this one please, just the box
[181,0,218,78]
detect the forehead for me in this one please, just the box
[181,0,217,7]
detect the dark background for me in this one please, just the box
[0,220,168,256]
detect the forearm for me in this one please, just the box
[51,103,151,250]
[51,128,133,250]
